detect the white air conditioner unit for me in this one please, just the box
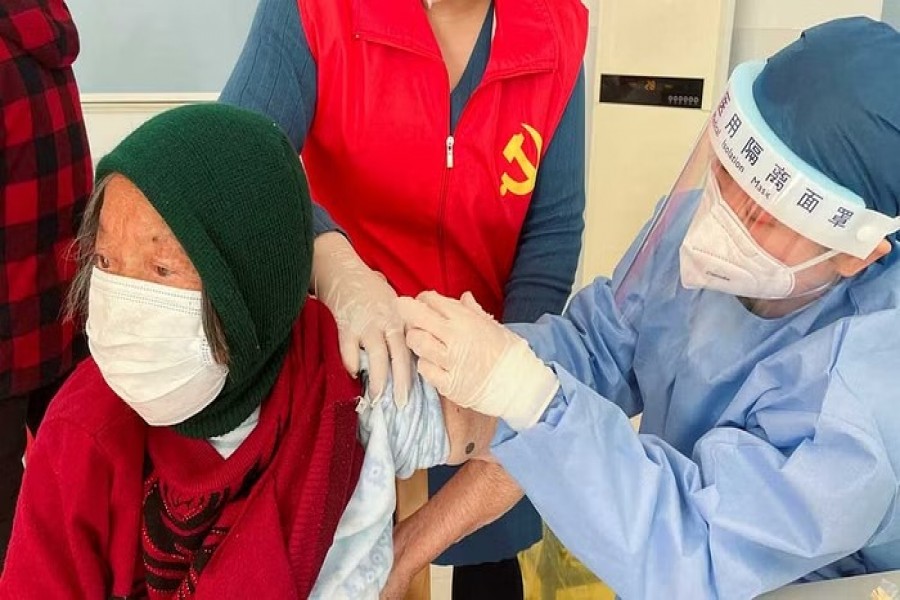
[580,0,736,283]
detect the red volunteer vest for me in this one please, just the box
[298,0,587,318]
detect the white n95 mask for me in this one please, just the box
[86,267,229,426]
[679,173,838,300]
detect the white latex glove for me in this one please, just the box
[398,291,559,430]
[311,232,412,406]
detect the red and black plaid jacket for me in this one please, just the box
[0,0,91,399]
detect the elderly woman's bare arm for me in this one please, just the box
[382,459,524,599]
[379,401,524,599]
[360,370,523,600]
[440,398,498,464]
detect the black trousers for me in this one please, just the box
[0,378,64,570]
[452,557,524,600]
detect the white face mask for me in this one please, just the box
[679,173,838,299]
[86,267,229,426]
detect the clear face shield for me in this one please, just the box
[678,135,841,305]
[615,62,900,318]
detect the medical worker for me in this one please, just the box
[401,17,900,599]
[220,0,588,595]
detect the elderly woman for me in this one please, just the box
[0,104,493,599]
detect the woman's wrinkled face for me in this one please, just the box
[94,175,201,291]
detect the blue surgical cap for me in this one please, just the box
[753,17,900,219]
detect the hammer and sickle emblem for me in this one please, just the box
[500,123,543,197]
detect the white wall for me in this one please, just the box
[884,0,900,27]
[75,0,603,211]
[70,0,894,98]
[75,0,892,184]
[80,95,217,167]
[729,0,884,69]
[68,0,257,94]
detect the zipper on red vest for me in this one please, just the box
[437,134,453,293]
[445,135,454,169]
[437,76,488,295]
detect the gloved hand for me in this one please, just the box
[311,232,412,406]
[398,291,559,430]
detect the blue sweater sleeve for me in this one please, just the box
[218,0,338,236]
[502,67,586,324]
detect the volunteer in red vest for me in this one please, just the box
[220,0,587,595]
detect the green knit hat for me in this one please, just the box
[96,103,313,438]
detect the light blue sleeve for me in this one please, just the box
[509,275,643,418]
[357,370,449,479]
[506,200,668,418]
[310,366,448,599]
[492,361,896,599]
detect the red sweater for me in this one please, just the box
[0,300,364,599]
